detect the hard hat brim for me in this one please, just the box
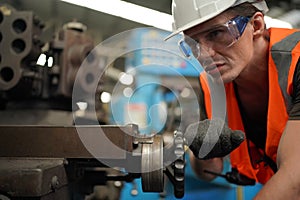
[165,0,269,41]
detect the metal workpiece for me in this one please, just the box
[133,131,186,198]
[141,135,164,192]
[132,130,186,198]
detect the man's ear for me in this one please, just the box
[251,12,266,39]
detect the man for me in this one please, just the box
[166,0,300,199]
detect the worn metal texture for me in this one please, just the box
[0,124,137,158]
[141,135,164,192]
[0,158,69,198]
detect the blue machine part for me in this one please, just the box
[125,28,202,77]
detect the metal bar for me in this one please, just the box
[0,124,138,158]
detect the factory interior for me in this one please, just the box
[0,0,299,199]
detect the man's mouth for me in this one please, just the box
[205,63,224,75]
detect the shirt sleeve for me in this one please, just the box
[288,59,300,120]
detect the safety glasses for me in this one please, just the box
[179,16,251,58]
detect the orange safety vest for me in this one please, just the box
[200,28,300,184]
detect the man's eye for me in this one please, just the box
[206,29,224,40]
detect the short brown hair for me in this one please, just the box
[228,2,263,17]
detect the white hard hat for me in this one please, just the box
[165,0,269,40]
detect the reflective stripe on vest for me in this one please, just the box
[271,30,300,111]
[199,28,300,184]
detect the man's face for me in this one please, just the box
[184,12,254,84]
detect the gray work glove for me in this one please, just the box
[184,118,245,160]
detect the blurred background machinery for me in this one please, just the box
[0,4,44,95]
[0,3,185,200]
[0,4,96,111]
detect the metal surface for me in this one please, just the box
[0,124,141,199]
[0,158,69,198]
[0,124,186,198]
[0,4,44,91]
[141,135,164,192]
[0,124,137,158]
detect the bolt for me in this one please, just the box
[50,176,59,190]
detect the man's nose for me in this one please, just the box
[199,44,216,59]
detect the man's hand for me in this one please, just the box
[184,119,245,159]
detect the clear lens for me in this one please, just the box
[204,25,237,49]
[182,36,200,58]
[182,25,237,58]
[182,16,250,58]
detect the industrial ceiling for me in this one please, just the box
[1,0,299,45]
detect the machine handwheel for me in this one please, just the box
[141,135,164,192]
